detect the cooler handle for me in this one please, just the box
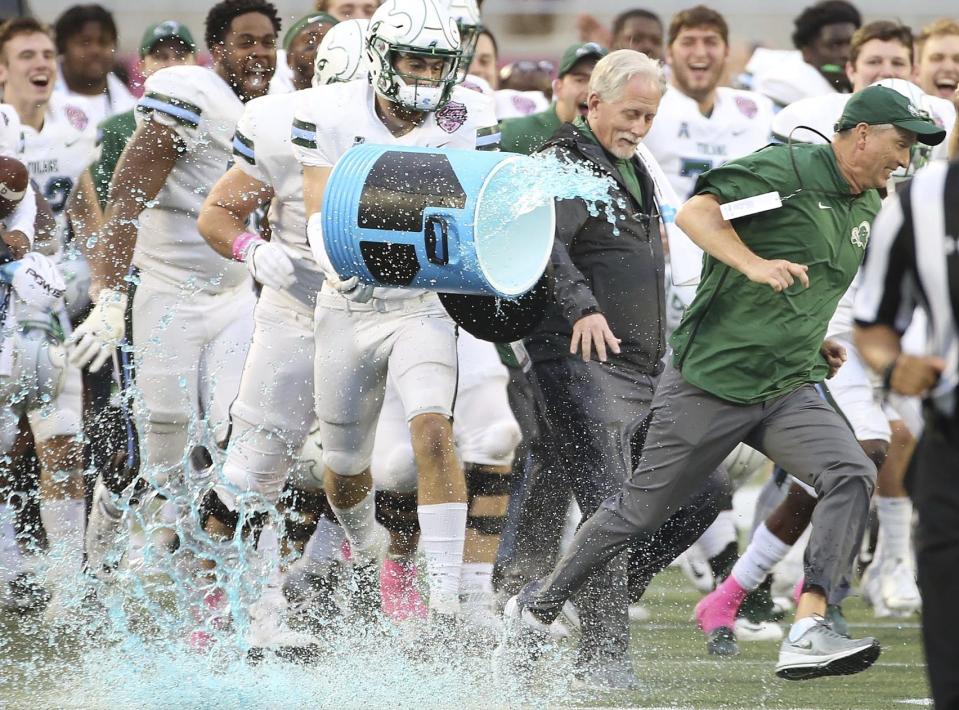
[425,215,449,266]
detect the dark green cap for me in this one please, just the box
[558,42,607,77]
[283,13,338,51]
[139,20,196,59]
[835,85,946,146]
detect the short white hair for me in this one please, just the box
[588,49,666,102]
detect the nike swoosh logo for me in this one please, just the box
[65,137,81,147]
[731,129,747,136]
[818,202,832,210]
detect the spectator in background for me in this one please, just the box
[576,7,663,61]
[915,18,959,101]
[52,4,135,128]
[500,42,606,155]
[89,21,197,210]
[468,28,498,90]
[611,9,664,59]
[749,0,861,107]
[499,59,553,98]
[314,0,378,21]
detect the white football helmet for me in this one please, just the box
[442,0,482,82]
[313,19,370,86]
[366,0,462,112]
[871,78,939,180]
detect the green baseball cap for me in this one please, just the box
[835,85,946,146]
[139,20,196,59]
[558,42,607,77]
[283,13,338,51]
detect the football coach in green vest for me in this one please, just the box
[503,85,945,682]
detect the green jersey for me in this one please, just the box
[90,109,136,208]
[499,105,561,155]
[670,142,881,404]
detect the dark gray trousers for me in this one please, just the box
[529,363,877,624]
[530,357,654,664]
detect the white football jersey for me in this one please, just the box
[52,70,137,131]
[642,86,775,200]
[750,52,836,108]
[232,90,324,307]
[292,80,499,300]
[17,94,97,243]
[0,104,21,157]
[133,65,249,291]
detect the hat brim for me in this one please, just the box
[894,118,947,146]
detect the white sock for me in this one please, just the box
[788,615,820,642]
[876,496,913,563]
[417,502,467,613]
[0,503,24,584]
[301,517,344,575]
[460,562,493,597]
[39,497,86,582]
[698,510,738,560]
[731,522,792,591]
[329,489,379,555]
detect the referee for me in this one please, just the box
[855,160,959,710]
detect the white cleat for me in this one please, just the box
[879,558,921,615]
[735,617,783,642]
[628,603,651,622]
[85,479,124,577]
[677,547,714,594]
[247,593,324,662]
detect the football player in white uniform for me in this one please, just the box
[0,17,97,624]
[642,6,774,201]
[294,0,499,620]
[73,1,280,597]
[0,104,38,248]
[193,21,369,633]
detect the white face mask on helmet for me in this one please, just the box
[313,19,370,86]
[871,77,940,181]
[441,0,483,83]
[366,0,463,112]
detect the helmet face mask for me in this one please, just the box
[871,77,940,182]
[366,0,463,112]
[445,0,483,82]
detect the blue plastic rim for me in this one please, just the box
[321,144,555,298]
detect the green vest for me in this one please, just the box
[670,143,881,404]
[90,109,137,208]
[499,106,562,155]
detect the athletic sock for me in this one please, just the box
[0,503,24,584]
[329,489,379,557]
[876,496,913,563]
[417,502,467,614]
[460,562,493,597]
[730,522,792,591]
[39,497,86,582]
[787,615,820,643]
[301,516,344,576]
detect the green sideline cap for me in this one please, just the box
[558,42,607,76]
[139,20,196,58]
[835,85,946,146]
[283,13,338,50]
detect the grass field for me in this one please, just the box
[0,566,929,710]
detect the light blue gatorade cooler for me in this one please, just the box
[322,144,555,298]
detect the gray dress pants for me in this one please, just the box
[529,362,877,624]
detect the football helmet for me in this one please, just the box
[442,0,483,83]
[366,0,462,111]
[871,78,939,180]
[313,19,370,86]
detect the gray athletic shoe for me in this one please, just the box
[775,616,880,680]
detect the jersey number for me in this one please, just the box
[43,176,74,214]
[679,158,714,179]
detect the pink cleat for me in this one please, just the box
[379,558,427,622]
[695,575,748,634]
[189,588,228,652]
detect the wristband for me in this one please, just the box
[232,231,262,262]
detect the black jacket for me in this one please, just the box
[524,123,666,375]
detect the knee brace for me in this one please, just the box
[375,490,419,539]
[465,463,511,536]
[372,445,418,494]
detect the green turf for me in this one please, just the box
[0,567,929,709]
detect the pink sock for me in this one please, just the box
[793,577,804,605]
[695,575,748,633]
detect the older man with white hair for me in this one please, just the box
[507,49,730,691]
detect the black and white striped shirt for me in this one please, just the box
[854,160,959,418]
